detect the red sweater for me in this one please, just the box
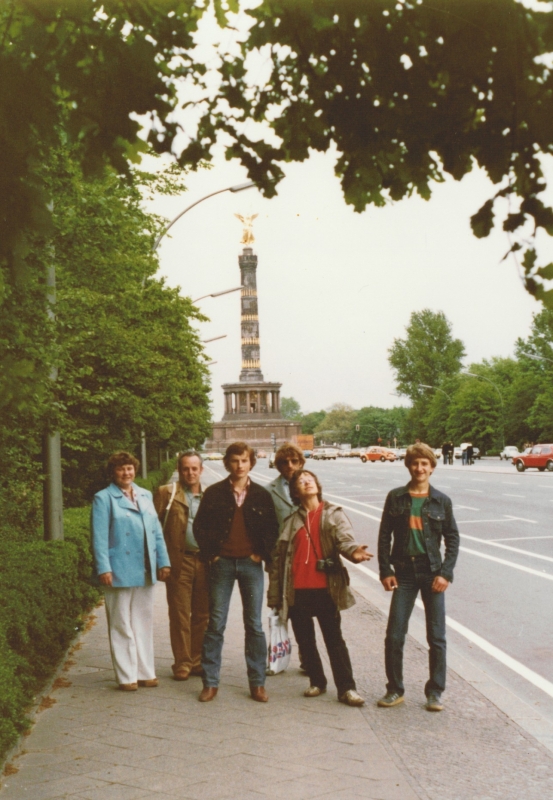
[292,503,328,589]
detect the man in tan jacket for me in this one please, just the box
[154,451,209,681]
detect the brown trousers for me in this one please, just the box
[165,554,209,673]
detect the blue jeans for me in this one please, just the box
[384,556,446,697]
[201,557,266,688]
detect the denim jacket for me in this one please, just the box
[378,484,459,582]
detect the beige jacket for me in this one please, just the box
[154,482,204,580]
[267,502,360,623]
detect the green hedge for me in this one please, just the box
[0,507,99,762]
[134,460,176,494]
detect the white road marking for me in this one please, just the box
[461,533,553,564]
[465,489,484,493]
[454,505,480,511]
[471,479,486,482]
[349,561,553,700]
[460,546,553,581]
[502,493,526,498]
[323,491,384,513]
[504,514,538,524]
[492,535,553,542]
[457,517,538,525]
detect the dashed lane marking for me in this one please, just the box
[460,546,553,581]
[454,505,480,511]
[492,535,553,542]
[502,493,526,498]
[349,561,553,701]
[461,533,553,564]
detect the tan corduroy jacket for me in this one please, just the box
[154,482,205,580]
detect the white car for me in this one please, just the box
[500,446,520,461]
[312,447,338,460]
[203,452,224,461]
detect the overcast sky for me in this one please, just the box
[145,5,552,423]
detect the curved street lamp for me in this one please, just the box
[141,181,257,478]
[153,181,257,252]
[192,286,242,304]
[418,384,452,400]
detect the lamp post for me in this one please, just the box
[418,384,452,400]
[522,352,553,365]
[43,250,64,541]
[139,181,257,478]
[461,371,505,448]
[192,286,242,304]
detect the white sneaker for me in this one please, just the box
[339,689,365,707]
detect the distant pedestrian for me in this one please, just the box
[448,442,454,465]
[466,443,474,465]
[268,469,372,706]
[461,443,468,465]
[91,451,171,691]
[377,443,459,712]
[193,442,279,703]
[441,442,449,465]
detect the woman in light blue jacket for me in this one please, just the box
[91,451,170,691]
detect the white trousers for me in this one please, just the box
[103,582,156,685]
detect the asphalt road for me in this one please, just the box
[203,455,553,729]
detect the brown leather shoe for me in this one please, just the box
[250,685,269,703]
[137,679,158,688]
[118,683,138,691]
[199,686,218,702]
[173,669,190,681]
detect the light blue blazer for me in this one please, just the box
[91,483,170,587]
[267,475,298,530]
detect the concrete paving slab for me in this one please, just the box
[3,567,553,800]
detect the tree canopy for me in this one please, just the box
[186,0,553,306]
[3,0,553,308]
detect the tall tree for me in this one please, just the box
[280,397,302,420]
[314,403,357,444]
[388,310,465,401]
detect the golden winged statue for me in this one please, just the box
[234,213,258,245]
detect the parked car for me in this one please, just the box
[500,446,520,461]
[454,446,480,461]
[203,452,224,461]
[312,447,338,460]
[349,448,363,458]
[303,450,312,459]
[360,446,396,463]
[388,448,403,460]
[256,449,267,458]
[433,448,443,460]
[396,447,407,460]
[512,444,553,472]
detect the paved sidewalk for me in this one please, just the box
[2,579,553,800]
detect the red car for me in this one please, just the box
[360,446,396,463]
[512,444,553,472]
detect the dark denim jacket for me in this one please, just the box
[378,484,459,582]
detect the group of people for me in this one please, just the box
[91,439,459,712]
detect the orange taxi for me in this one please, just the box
[360,447,396,463]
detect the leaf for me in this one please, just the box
[470,200,495,239]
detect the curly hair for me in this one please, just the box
[274,443,305,472]
[106,451,140,480]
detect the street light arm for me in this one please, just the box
[153,182,256,252]
[418,384,451,400]
[192,286,242,303]
[463,372,504,405]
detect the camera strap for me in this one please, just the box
[304,510,322,563]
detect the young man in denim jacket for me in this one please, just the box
[377,442,459,712]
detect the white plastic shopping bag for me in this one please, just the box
[266,608,292,675]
